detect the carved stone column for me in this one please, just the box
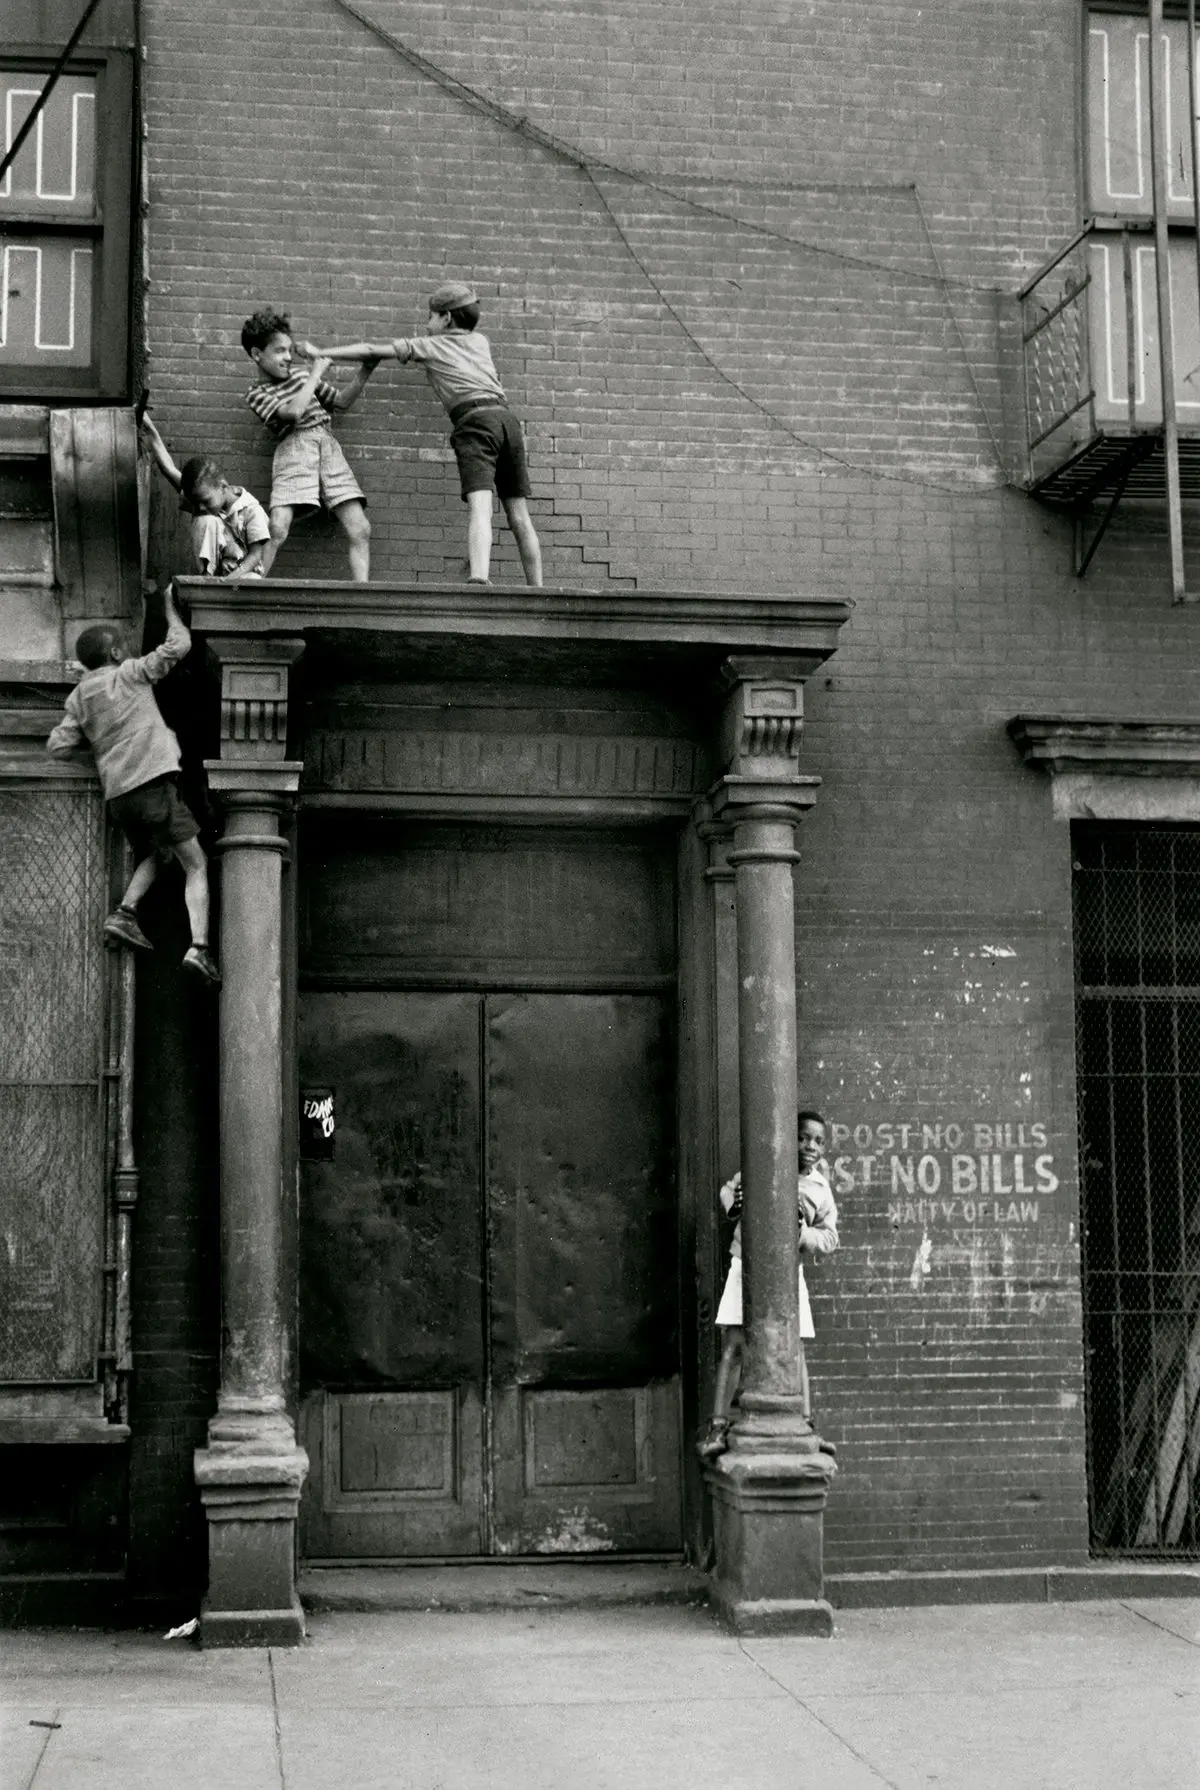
[704,657,838,1636]
[193,636,307,1647]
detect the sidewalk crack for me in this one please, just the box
[737,1643,903,1790]
[268,1650,287,1787]
[23,1704,61,1790]
[1118,1599,1200,1648]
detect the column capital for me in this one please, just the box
[718,657,815,783]
[203,761,303,800]
[204,635,305,765]
[711,773,821,826]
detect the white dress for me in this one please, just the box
[715,1166,838,1339]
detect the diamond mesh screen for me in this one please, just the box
[0,787,106,1381]
[1073,824,1200,1557]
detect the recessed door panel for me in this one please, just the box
[486,994,682,1554]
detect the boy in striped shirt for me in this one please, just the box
[242,308,378,581]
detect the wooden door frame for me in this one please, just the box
[288,782,712,1560]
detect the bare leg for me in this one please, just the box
[713,1328,744,1420]
[174,838,210,947]
[332,499,371,583]
[501,496,543,587]
[799,1343,811,1419]
[466,489,493,582]
[121,853,159,911]
[104,854,159,949]
[263,505,294,576]
[699,1327,743,1459]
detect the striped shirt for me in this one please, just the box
[245,368,340,438]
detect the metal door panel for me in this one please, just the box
[485,993,681,1553]
[300,1386,484,1560]
[299,992,484,1556]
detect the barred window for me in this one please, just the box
[1073,822,1200,1557]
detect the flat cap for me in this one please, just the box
[428,280,479,312]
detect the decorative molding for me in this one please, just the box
[1008,717,1200,821]
[204,636,305,764]
[305,728,704,800]
[719,657,815,782]
[181,580,853,659]
[1008,717,1200,777]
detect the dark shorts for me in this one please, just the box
[449,403,532,503]
[108,774,200,862]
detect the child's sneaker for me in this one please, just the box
[182,945,222,987]
[103,906,153,951]
[697,1417,731,1462]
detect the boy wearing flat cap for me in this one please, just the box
[309,283,542,587]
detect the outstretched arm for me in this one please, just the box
[303,338,397,363]
[139,416,183,492]
[323,355,382,413]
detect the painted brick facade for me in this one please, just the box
[124,0,1200,1588]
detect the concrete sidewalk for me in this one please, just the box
[2,1599,1197,1790]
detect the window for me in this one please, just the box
[0,34,134,401]
[1073,823,1200,1556]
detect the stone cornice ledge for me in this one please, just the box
[177,579,852,658]
[1008,717,1200,777]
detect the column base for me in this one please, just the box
[704,1440,837,1637]
[194,1412,308,1649]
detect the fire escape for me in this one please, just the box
[1016,3,1200,601]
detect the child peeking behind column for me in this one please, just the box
[307,280,543,589]
[47,585,221,986]
[699,1109,838,1461]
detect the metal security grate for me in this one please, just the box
[1073,824,1200,1557]
[0,787,106,1381]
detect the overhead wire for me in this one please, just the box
[332,0,1007,494]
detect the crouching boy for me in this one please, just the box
[140,415,271,579]
[47,587,221,986]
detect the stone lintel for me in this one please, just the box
[1007,716,1200,777]
[180,580,852,659]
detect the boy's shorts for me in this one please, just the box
[270,427,364,513]
[108,774,200,862]
[448,402,532,503]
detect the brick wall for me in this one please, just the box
[137,0,1200,1577]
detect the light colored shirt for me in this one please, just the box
[719,1164,839,1262]
[246,368,340,437]
[390,329,507,414]
[46,619,190,800]
[194,487,270,575]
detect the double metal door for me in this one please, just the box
[298,989,681,1558]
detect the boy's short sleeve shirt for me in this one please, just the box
[246,368,340,437]
[390,331,507,413]
[226,487,271,550]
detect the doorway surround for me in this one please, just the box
[180,579,852,1645]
